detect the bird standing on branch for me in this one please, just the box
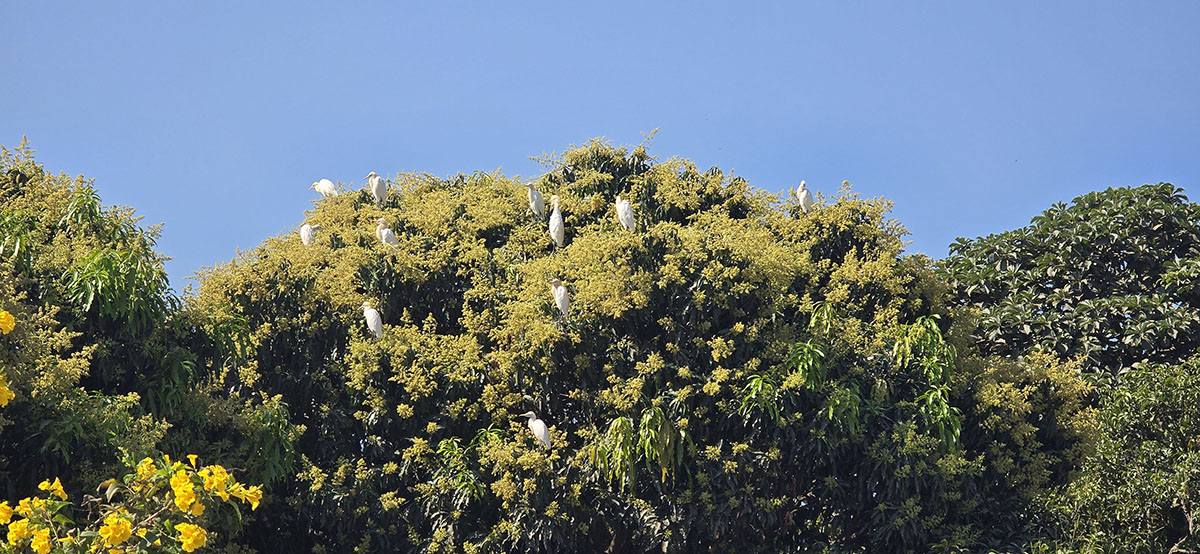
[518,411,551,448]
[549,278,569,321]
[525,181,545,220]
[365,172,387,206]
[311,178,338,198]
[362,302,383,339]
[615,195,635,231]
[299,223,321,246]
[376,218,398,246]
[548,195,564,249]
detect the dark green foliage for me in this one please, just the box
[943,183,1200,379]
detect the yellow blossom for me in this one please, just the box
[38,477,67,501]
[98,513,132,546]
[199,465,231,500]
[187,454,198,467]
[0,374,14,407]
[230,482,262,510]
[0,501,10,524]
[189,499,206,516]
[0,310,14,334]
[15,497,42,517]
[170,470,196,511]
[7,518,30,543]
[30,527,50,554]
[175,523,207,552]
[136,457,157,481]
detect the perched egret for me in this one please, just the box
[548,195,564,248]
[792,180,814,214]
[362,302,383,339]
[615,195,635,231]
[376,218,399,246]
[299,223,321,246]
[310,178,338,198]
[365,172,387,206]
[524,181,545,220]
[518,411,551,448]
[548,278,569,320]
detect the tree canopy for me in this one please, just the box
[0,140,295,550]
[180,140,1093,553]
[3,138,1192,553]
[943,183,1200,379]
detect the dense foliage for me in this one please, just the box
[185,140,1093,553]
[943,183,1200,379]
[0,140,292,550]
[944,183,1200,551]
[1058,357,1200,552]
[4,137,1192,552]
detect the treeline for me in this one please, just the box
[0,138,1196,553]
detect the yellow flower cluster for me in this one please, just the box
[37,478,67,501]
[170,469,205,515]
[0,373,13,407]
[98,512,132,546]
[0,310,14,334]
[198,464,231,500]
[174,522,207,552]
[1,456,265,554]
[229,482,263,510]
[0,312,17,407]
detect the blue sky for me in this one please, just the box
[4,2,1198,290]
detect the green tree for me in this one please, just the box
[0,139,293,549]
[942,183,1200,380]
[1053,356,1200,553]
[943,183,1200,551]
[194,139,1089,552]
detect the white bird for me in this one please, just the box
[365,172,387,206]
[549,278,569,320]
[615,195,635,231]
[548,195,564,249]
[518,411,551,448]
[376,218,398,246]
[524,181,545,220]
[310,178,338,198]
[362,302,383,338]
[299,223,321,246]
[790,180,814,215]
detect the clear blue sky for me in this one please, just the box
[5,2,1198,290]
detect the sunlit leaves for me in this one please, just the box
[944,183,1200,377]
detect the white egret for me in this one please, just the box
[548,278,569,320]
[362,302,383,339]
[548,195,564,248]
[376,218,399,246]
[792,180,814,214]
[524,181,545,220]
[615,195,635,231]
[299,223,321,246]
[365,172,387,206]
[518,411,551,448]
[310,178,338,198]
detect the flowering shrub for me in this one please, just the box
[0,455,262,553]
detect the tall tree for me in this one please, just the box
[0,140,293,547]
[942,183,1200,380]
[194,140,1090,552]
